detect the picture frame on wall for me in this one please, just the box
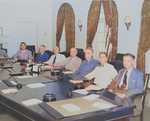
[0,27,3,35]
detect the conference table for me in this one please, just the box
[0,60,136,121]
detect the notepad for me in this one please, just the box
[10,81,17,85]
[17,75,33,79]
[73,89,88,95]
[26,83,46,88]
[92,102,113,109]
[1,88,18,94]
[22,99,42,106]
[61,103,81,112]
[85,85,102,91]
[82,94,100,101]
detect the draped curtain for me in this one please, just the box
[86,0,118,60]
[56,3,75,52]
[136,0,150,74]
[86,0,101,48]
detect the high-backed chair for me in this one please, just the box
[115,53,125,61]
[45,50,53,59]
[133,73,150,121]
[26,45,36,58]
[108,60,124,72]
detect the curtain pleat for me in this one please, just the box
[56,3,75,52]
[137,0,150,74]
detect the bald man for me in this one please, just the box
[54,48,82,72]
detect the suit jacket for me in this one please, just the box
[45,53,66,64]
[75,58,99,76]
[36,52,49,62]
[54,56,82,72]
[12,49,32,60]
[108,67,144,103]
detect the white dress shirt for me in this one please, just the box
[85,63,118,88]
[45,53,66,64]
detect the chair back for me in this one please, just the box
[45,50,53,59]
[115,53,125,61]
[26,45,36,58]
[108,60,124,72]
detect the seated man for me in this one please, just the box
[53,47,82,72]
[45,46,66,65]
[12,42,32,60]
[75,47,99,76]
[108,53,144,103]
[0,49,8,57]
[36,45,49,62]
[70,51,117,88]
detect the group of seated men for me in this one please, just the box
[0,42,144,115]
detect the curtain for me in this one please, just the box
[136,0,150,74]
[86,0,101,48]
[103,0,118,60]
[56,3,75,52]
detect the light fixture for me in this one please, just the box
[78,20,82,31]
[124,15,131,31]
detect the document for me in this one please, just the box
[1,88,18,94]
[73,89,88,95]
[17,75,33,79]
[10,81,17,85]
[82,94,100,101]
[92,102,113,109]
[33,65,39,72]
[25,67,32,71]
[22,98,42,106]
[26,83,46,88]
[61,103,81,112]
[85,85,102,91]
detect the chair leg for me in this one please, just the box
[140,110,143,121]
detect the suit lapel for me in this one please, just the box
[128,68,135,88]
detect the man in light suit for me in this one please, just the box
[75,47,99,76]
[108,53,144,115]
[45,46,66,65]
[12,42,32,60]
[54,47,82,72]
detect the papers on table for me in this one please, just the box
[92,102,113,109]
[10,81,17,85]
[61,103,81,112]
[26,83,46,89]
[17,75,33,79]
[22,99,42,106]
[1,88,18,94]
[40,65,52,70]
[85,85,102,91]
[82,94,100,101]
[73,89,88,95]
[25,67,32,71]
[33,65,39,72]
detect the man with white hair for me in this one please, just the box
[53,47,82,72]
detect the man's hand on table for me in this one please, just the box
[117,93,126,98]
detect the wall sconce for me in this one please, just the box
[78,20,82,31]
[124,15,131,31]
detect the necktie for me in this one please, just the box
[52,55,56,64]
[121,70,128,89]
[84,60,88,66]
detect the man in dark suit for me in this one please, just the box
[108,53,144,115]
[74,47,99,76]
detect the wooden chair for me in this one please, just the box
[133,73,150,121]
